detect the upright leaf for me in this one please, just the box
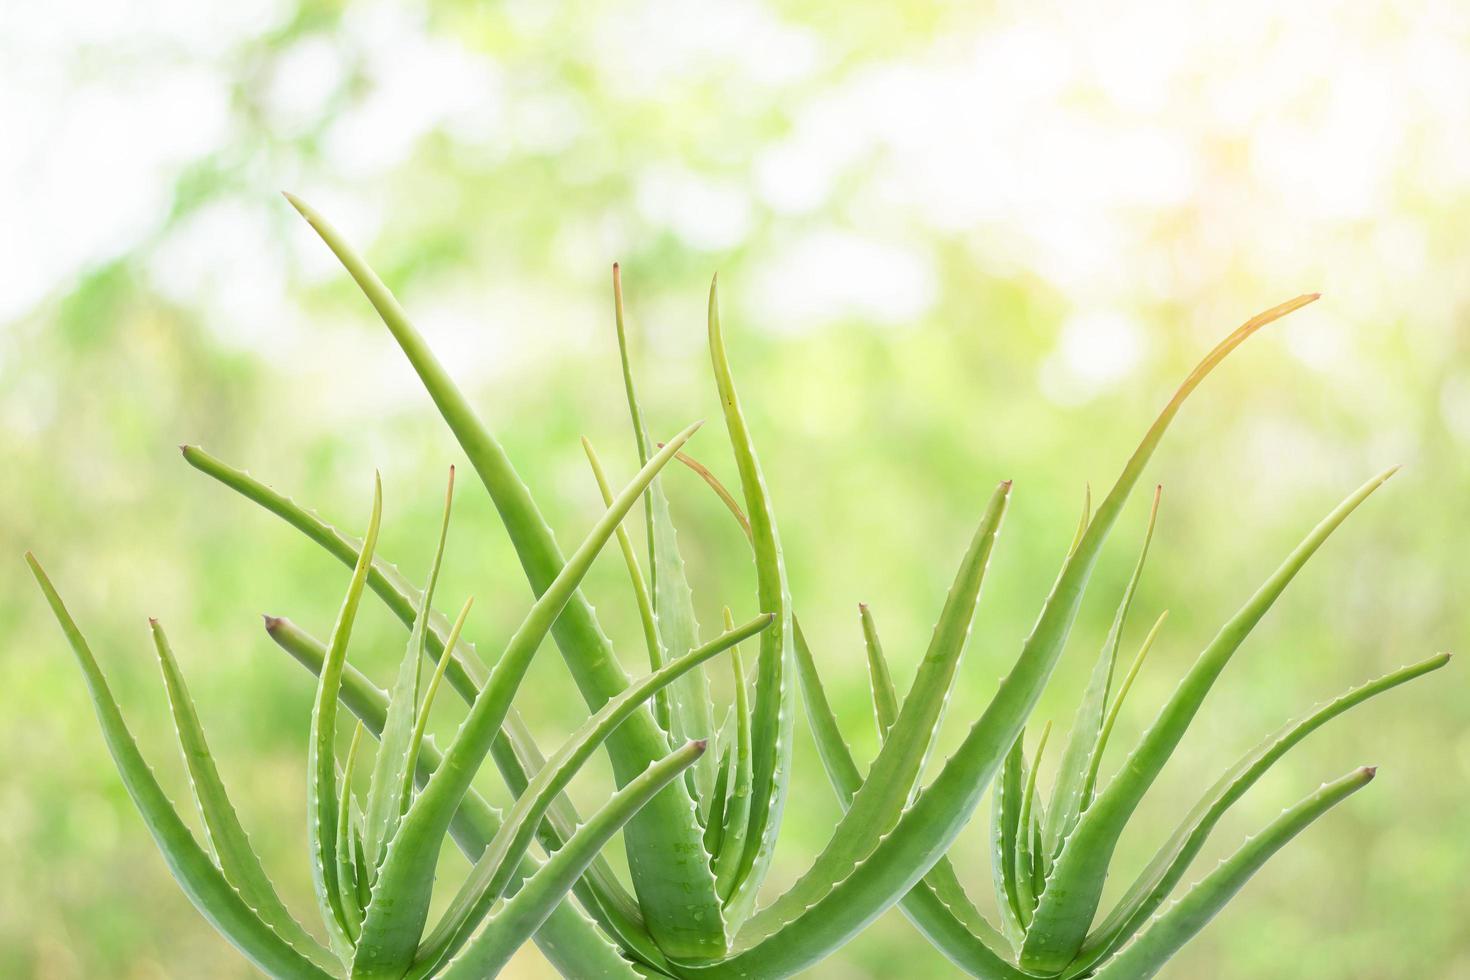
[1043,486,1161,860]
[1091,768,1377,980]
[1020,467,1397,974]
[308,474,381,955]
[285,191,726,959]
[706,277,797,928]
[27,556,335,980]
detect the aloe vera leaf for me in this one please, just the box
[438,740,708,980]
[306,473,380,956]
[611,264,657,580]
[583,437,669,730]
[336,725,366,937]
[351,424,702,978]
[146,619,340,971]
[1082,610,1167,806]
[180,446,637,920]
[704,607,740,862]
[737,479,1011,937]
[790,617,1024,978]
[1019,466,1396,973]
[684,297,1319,979]
[713,611,755,897]
[199,449,659,971]
[991,734,1028,943]
[265,618,650,980]
[704,740,733,858]
[27,556,337,980]
[363,468,455,873]
[417,615,771,974]
[703,278,796,928]
[284,194,725,958]
[1067,653,1448,976]
[860,604,900,740]
[1068,484,1092,556]
[1043,486,1161,861]
[611,271,716,801]
[1014,722,1052,925]
[675,462,1013,958]
[403,597,473,809]
[1090,767,1377,980]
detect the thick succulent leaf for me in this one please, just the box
[1043,486,1161,860]
[351,424,702,978]
[180,444,640,931]
[684,296,1320,979]
[416,615,771,974]
[860,604,900,740]
[264,616,648,980]
[612,272,716,798]
[705,278,797,929]
[197,443,661,972]
[403,597,474,810]
[1019,466,1396,974]
[1068,484,1092,555]
[436,741,708,980]
[148,620,340,972]
[739,479,1011,941]
[704,740,734,858]
[1090,767,1377,980]
[336,725,366,938]
[363,468,455,874]
[27,556,337,980]
[583,437,669,730]
[990,734,1028,943]
[285,191,725,959]
[308,474,381,955]
[1068,653,1448,976]
[713,614,755,897]
[1014,723,1052,925]
[1082,610,1167,805]
[790,618,1023,978]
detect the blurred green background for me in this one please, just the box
[3,1,1469,977]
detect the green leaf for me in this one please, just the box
[363,467,455,874]
[351,423,703,979]
[737,479,1011,943]
[687,296,1319,979]
[1069,653,1448,976]
[1082,610,1167,806]
[1043,486,1161,860]
[1091,767,1377,980]
[1014,722,1052,926]
[308,473,381,956]
[1019,467,1396,974]
[860,604,899,740]
[437,740,709,980]
[714,611,756,898]
[416,614,771,975]
[191,448,659,973]
[148,620,339,972]
[583,437,669,731]
[284,193,724,959]
[791,618,1023,979]
[336,724,366,939]
[705,277,797,929]
[27,555,336,980]
[263,616,647,980]
[990,733,1028,943]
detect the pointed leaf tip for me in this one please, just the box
[1362,766,1377,779]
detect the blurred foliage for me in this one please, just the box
[3,0,1470,977]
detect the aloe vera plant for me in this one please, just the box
[31,192,1443,979]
